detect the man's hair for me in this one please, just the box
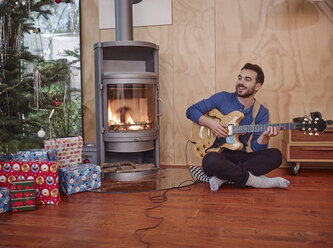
[242,63,264,85]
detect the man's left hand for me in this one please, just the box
[257,126,280,145]
[263,126,280,137]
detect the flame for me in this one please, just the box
[126,116,141,130]
[108,107,148,131]
[108,108,121,124]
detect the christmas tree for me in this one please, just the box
[0,0,81,155]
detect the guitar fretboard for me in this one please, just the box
[233,123,297,134]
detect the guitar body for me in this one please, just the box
[191,109,244,158]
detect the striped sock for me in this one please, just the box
[189,166,209,182]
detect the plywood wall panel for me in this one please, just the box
[99,29,115,42]
[173,0,216,165]
[133,25,174,165]
[81,0,99,143]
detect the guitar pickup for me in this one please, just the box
[227,124,234,136]
[199,126,205,139]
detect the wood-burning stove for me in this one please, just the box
[94,1,161,169]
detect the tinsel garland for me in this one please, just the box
[16,23,22,55]
[63,63,72,131]
[33,64,42,111]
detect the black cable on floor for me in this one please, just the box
[185,139,198,182]
[134,139,200,247]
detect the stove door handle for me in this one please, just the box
[157,98,163,117]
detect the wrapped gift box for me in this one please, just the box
[59,163,101,195]
[0,149,57,162]
[10,180,36,212]
[44,136,83,168]
[0,150,61,205]
[0,187,11,213]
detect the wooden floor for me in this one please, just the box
[1,167,333,248]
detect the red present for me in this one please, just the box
[10,180,36,212]
[0,161,60,205]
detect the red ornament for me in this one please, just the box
[55,0,62,3]
[54,100,61,107]
[84,159,90,164]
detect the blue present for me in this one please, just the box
[59,164,101,195]
[0,187,11,213]
[0,149,57,162]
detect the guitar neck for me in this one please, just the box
[233,123,297,134]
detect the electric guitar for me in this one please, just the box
[191,109,331,159]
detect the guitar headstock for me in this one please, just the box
[293,112,327,136]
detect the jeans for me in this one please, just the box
[202,148,282,188]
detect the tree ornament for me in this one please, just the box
[38,128,46,138]
[55,0,62,3]
[84,159,90,164]
[54,99,61,107]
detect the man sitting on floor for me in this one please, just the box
[186,63,290,191]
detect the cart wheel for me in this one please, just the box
[291,162,300,175]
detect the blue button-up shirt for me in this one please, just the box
[186,91,269,152]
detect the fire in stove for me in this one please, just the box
[107,84,155,132]
[108,106,152,131]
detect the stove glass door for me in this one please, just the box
[107,84,156,132]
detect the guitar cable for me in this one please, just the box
[134,139,200,247]
[185,139,198,181]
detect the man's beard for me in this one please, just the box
[236,84,256,98]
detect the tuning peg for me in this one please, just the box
[309,132,313,135]
[315,132,319,136]
[293,117,304,123]
[311,112,322,120]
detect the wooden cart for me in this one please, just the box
[282,127,333,175]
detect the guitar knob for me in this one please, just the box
[315,132,319,136]
[309,132,313,135]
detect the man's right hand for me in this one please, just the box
[198,116,228,138]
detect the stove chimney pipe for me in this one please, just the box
[115,0,134,41]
